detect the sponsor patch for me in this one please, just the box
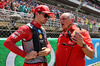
[38,29,41,33]
[39,34,42,39]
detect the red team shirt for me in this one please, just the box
[0,1,4,9]
[4,20,51,58]
[56,25,94,66]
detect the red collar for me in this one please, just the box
[31,20,41,29]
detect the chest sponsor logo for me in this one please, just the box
[38,29,41,33]
[39,34,43,39]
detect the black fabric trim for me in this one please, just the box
[26,23,41,52]
[32,27,41,53]
[26,23,47,53]
[22,39,32,42]
[41,27,47,47]
[22,41,25,51]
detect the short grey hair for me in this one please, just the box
[69,13,74,19]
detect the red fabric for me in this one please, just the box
[31,20,41,29]
[34,5,54,17]
[28,1,31,3]
[32,9,35,12]
[34,5,50,13]
[23,63,48,66]
[56,25,94,66]
[4,20,51,58]
[5,0,9,2]
[0,2,4,9]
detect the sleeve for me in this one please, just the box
[46,39,52,50]
[4,25,32,58]
[82,30,95,51]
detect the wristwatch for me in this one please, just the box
[81,43,87,48]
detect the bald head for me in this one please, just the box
[60,13,75,30]
[61,13,74,19]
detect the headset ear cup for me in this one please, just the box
[72,18,75,22]
[68,31,72,42]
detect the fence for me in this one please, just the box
[0,9,100,38]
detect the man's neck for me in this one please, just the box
[34,18,42,25]
[64,24,74,32]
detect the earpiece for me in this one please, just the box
[68,23,81,42]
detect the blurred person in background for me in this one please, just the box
[4,1,10,10]
[19,2,26,12]
[24,4,30,13]
[0,0,5,9]
[55,13,95,66]
[4,5,54,66]
[14,0,19,11]
[9,0,15,11]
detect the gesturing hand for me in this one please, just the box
[25,51,37,59]
[38,47,51,56]
[72,31,85,47]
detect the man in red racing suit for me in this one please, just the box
[55,13,95,66]
[4,5,54,66]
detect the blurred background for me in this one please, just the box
[0,0,100,38]
[0,0,100,66]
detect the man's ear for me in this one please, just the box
[35,12,38,15]
[35,12,39,17]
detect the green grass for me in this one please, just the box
[93,62,100,66]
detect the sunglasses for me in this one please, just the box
[38,12,50,18]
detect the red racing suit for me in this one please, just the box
[4,20,51,66]
[56,25,94,66]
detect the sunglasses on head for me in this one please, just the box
[38,12,50,18]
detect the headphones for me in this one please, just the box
[68,23,81,42]
[62,23,81,45]
[68,18,81,42]
[62,22,81,66]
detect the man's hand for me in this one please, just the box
[38,47,51,56]
[72,31,95,59]
[72,31,85,47]
[25,51,37,59]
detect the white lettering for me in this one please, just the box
[95,42,99,58]
[15,32,20,36]
[12,34,18,39]
[18,29,23,32]
[86,42,99,60]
